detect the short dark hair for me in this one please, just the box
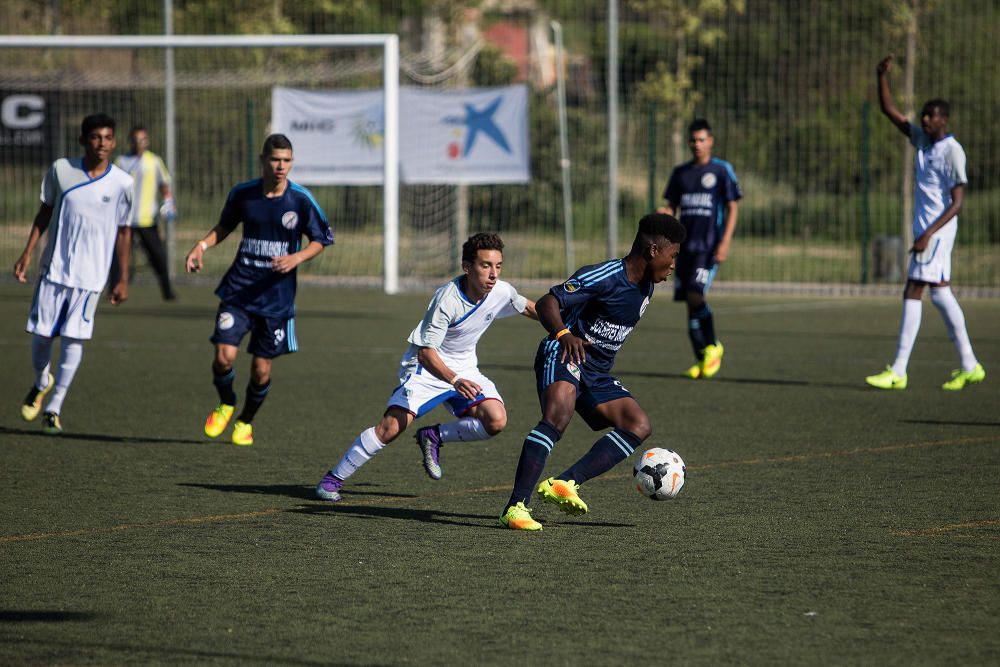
[632,212,686,253]
[921,99,950,118]
[261,133,293,156]
[688,118,712,135]
[462,232,504,265]
[129,125,148,137]
[81,113,116,138]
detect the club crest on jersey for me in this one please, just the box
[567,362,581,380]
[563,278,582,293]
[217,312,235,330]
[281,211,298,230]
[701,172,717,189]
[102,195,111,202]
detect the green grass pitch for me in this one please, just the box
[1,282,998,665]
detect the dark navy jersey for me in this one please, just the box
[663,157,742,253]
[548,259,654,375]
[214,179,334,318]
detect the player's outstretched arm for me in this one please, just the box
[520,298,539,321]
[272,240,325,274]
[877,55,910,136]
[13,203,53,283]
[185,224,230,273]
[416,347,481,400]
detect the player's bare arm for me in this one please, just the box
[913,184,965,253]
[715,201,739,263]
[185,224,231,273]
[877,55,910,136]
[13,203,53,282]
[416,346,481,400]
[109,226,132,305]
[657,202,676,216]
[520,298,539,321]
[271,240,326,274]
[537,293,589,365]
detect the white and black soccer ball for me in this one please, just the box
[633,447,686,500]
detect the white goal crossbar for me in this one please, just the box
[0,34,402,294]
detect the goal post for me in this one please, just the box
[0,34,402,294]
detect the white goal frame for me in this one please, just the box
[0,34,402,294]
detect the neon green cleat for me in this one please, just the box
[21,373,55,422]
[42,411,62,435]
[231,420,254,446]
[204,404,235,438]
[701,342,725,379]
[537,477,589,516]
[865,366,907,390]
[499,502,543,531]
[941,363,986,391]
[684,362,702,379]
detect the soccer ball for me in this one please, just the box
[633,448,686,500]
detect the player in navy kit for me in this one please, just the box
[185,134,334,445]
[660,119,742,379]
[499,213,686,531]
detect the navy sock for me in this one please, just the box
[506,421,561,509]
[213,367,237,406]
[697,304,717,347]
[559,428,642,485]
[688,305,715,357]
[237,380,270,423]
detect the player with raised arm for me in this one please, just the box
[659,119,742,379]
[865,56,985,391]
[499,213,685,531]
[315,233,538,501]
[185,134,334,445]
[14,113,134,434]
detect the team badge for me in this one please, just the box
[563,278,582,293]
[281,211,299,230]
[567,362,581,380]
[217,312,235,330]
[102,195,111,202]
[701,172,717,189]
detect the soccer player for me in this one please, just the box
[499,213,685,531]
[185,134,333,445]
[315,232,537,502]
[865,55,985,391]
[111,125,177,301]
[13,112,134,434]
[659,118,742,379]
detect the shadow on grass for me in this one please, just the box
[104,306,394,322]
[179,482,418,501]
[902,419,1000,427]
[0,610,97,623]
[0,426,203,446]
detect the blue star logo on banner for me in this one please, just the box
[443,96,512,156]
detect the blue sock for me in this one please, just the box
[506,421,561,509]
[237,380,270,423]
[213,367,236,405]
[559,428,642,485]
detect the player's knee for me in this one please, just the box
[482,412,507,436]
[626,417,652,442]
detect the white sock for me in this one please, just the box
[930,286,978,371]
[891,299,922,377]
[45,337,84,415]
[438,416,491,443]
[30,334,54,389]
[332,427,386,481]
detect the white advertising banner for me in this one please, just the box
[271,85,529,185]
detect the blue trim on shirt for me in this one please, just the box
[289,181,329,226]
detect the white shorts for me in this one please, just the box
[908,232,954,283]
[26,277,100,340]
[387,367,502,419]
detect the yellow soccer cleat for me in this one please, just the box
[701,341,725,379]
[499,502,543,531]
[941,363,986,391]
[865,366,907,390]
[684,362,702,379]
[21,373,55,422]
[231,420,254,446]
[537,477,589,516]
[41,411,63,435]
[204,404,235,438]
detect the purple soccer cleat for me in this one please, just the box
[415,425,443,480]
[315,472,344,501]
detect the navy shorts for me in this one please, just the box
[210,303,297,359]
[533,339,634,431]
[673,250,718,300]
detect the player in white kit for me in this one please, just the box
[13,113,134,433]
[315,233,537,501]
[866,56,985,391]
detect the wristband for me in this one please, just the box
[449,376,460,386]
[199,240,208,252]
[554,328,571,341]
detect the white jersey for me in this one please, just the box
[38,158,134,292]
[909,124,967,239]
[400,277,528,377]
